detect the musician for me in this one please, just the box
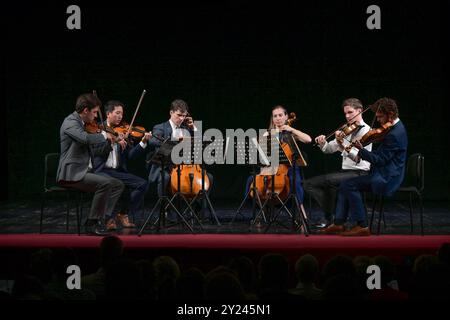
[91,100,152,231]
[303,98,371,228]
[146,99,214,210]
[57,93,124,236]
[246,105,312,203]
[321,98,408,236]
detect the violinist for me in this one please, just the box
[92,100,152,231]
[245,105,312,203]
[146,99,214,218]
[57,93,125,236]
[321,97,408,236]
[303,98,372,228]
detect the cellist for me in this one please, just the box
[246,105,312,203]
[146,99,214,218]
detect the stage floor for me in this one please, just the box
[1,199,449,270]
[0,198,449,235]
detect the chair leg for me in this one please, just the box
[377,196,384,235]
[40,192,46,234]
[308,194,312,219]
[408,192,414,234]
[66,193,71,232]
[79,193,84,228]
[369,195,378,232]
[76,194,81,236]
[419,194,424,236]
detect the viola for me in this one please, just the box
[345,121,393,152]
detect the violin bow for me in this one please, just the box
[314,105,372,146]
[126,89,146,136]
[92,90,105,126]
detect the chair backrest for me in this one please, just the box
[402,153,424,193]
[44,153,60,190]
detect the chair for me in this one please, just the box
[369,153,425,235]
[39,153,82,235]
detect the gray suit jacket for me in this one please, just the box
[57,111,107,183]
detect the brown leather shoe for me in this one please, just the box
[106,218,118,231]
[341,225,371,237]
[318,224,345,235]
[116,213,136,228]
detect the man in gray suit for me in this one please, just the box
[57,93,125,236]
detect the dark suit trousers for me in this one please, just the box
[303,170,367,220]
[334,174,373,227]
[97,169,148,217]
[60,172,124,221]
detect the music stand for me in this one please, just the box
[183,137,221,226]
[166,163,204,231]
[231,137,270,225]
[264,134,310,235]
[138,138,194,235]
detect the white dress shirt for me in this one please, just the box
[320,119,372,171]
[104,122,147,169]
[169,119,197,140]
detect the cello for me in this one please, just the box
[169,114,210,198]
[251,112,298,202]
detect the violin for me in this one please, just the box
[84,121,103,134]
[345,121,393,152]
[251,112,297,201]
[113,122,148,141]
[314,105,372,146]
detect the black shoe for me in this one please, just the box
[85,222,111,236]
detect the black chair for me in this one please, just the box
[39,153,82,235]
[370,153,425,235]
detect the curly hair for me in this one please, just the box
[370,97,399,118]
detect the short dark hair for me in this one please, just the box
[105,100,125,115]
[170,99,189,113]
[342,98,363,110]
[370,97,399,118]
[75,93,102,113]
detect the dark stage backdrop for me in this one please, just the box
[4,1,449,201]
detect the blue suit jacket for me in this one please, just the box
[358,120,408,196]
[146,121,196,183]
[91,137,146,173]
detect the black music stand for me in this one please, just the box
[166,163,204,231]
[231,137,269,225]
[250,136,296,231]
[264,134,310,235]
[183,138,221,226]
[138,138,194,235]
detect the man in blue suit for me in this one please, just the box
[92,100,152,231]
[146,99,213,218]
[321,97,408,236]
